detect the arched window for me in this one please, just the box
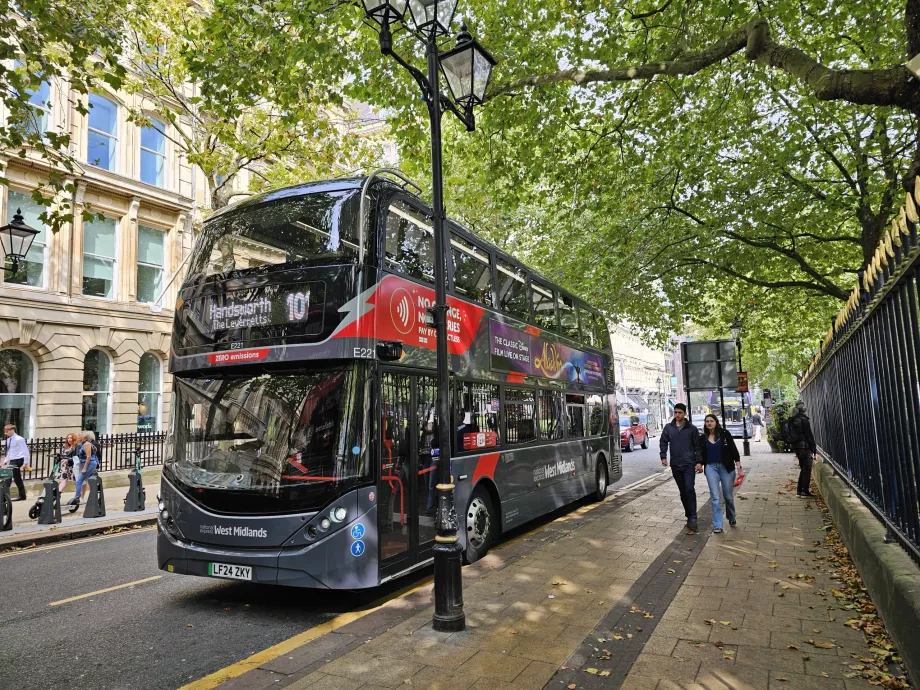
[87,94,118,171]
[82,349,112,433]
[137,353,161,432]
[0,349,36,438]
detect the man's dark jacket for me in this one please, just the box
[788,413,817,454]
[659,419,702,468]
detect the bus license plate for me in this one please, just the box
[208,563,252,581]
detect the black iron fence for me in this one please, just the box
[1,432,166,481]
[800,188,920,564]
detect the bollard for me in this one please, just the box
[83,472,106,518]
[0,474,11,531]
[124,469,145,512]
[37,478,62,525]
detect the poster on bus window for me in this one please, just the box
[489,321,604,385]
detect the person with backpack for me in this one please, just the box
[69,430,100,508]
[786,402,817,497]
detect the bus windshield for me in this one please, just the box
[166,365,369,514]
[186,189,361,284]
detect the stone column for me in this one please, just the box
[123,197,141,303]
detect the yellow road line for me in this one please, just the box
[179,575,435,690]
[183,472,668,690]
[48,575,162,607]
[0,526,157,559]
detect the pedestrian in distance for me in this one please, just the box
[659,403,703,534]
[698,414,741,533]
[751,408,764,442]
[69,430,100,509]
[1,423,30,500]
[56,432,80,494]
[786,402,817,498]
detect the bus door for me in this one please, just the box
[378,371,438,577]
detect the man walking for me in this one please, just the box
[751,408,764,442]
[787,402,817,498]
[660,403,702,533]
[1,423,30,501]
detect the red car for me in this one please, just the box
[620,415,649,452]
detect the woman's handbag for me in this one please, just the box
[734,464,745,488]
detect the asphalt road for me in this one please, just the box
[0,446,666,690]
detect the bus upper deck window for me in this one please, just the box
[497,259,530,322]
[385,201,434,283]
[450,234,493,306]
[532,281,556,331]
[558,295,580,340]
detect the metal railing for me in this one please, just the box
[800,183,920,564]
[1,432,166,481]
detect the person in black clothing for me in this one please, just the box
[659,403,703,533]
[787,402,817,497]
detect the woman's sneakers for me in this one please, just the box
[713,527,724,534]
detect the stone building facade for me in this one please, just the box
[0,79,207,440]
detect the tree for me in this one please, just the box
[121,0,380,210]
[1,0,131,231]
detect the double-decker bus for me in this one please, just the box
[157,171,621,589]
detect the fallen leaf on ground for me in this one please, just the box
[667,568,676,574]
[599,671,611,677]
[812,628,821,633]
[805,639,836,649]
[714,640,724,648]
[733,563,743,567]
[585,668,598,675]
[704,619,715,625]
[787,645,799,650]
[613,635,624,640]
[567,685,576,689]
[775,677,788,682]
[719,621,731,626]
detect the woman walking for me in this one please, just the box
[68,430,99,509]
[697,414,741,533]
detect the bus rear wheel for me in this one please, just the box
[593,460,608,502]
[464,487,494,564]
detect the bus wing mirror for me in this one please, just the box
[377,341,403,362]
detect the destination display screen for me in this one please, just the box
[200,281,326,333]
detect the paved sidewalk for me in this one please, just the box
[195,448,910,690]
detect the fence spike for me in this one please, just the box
[907,192,919,223]
[891,220,903,247]
[899,209,910,239]
[884,232,894,259]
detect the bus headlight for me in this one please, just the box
[331,506,347,523]
[319,517,331,531]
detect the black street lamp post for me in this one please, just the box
[730,319,751,458]
[361,0,496,633]
[0,209,41,274]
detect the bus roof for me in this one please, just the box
[207,175,602,321]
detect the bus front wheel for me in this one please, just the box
[593,460,608,502]
[464,487,494,564]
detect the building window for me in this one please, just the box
[4,191,47,288]
[24,82,50,138]
[538,389,564,441]
[137,225,164,303]
[140,119,166,187]
[450,234,493,306]
[82,349,111,433]
[455,381,499,451]
[384,201,434,283]
[497,259,530,322]
[566,393,585,438]
[504,387,536,445]
[0,349,36,439]
[83,217,117,298]
[87,94,118,171]
[137,353,161,432]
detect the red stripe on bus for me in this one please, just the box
[505,371,526,384]
[472,452,501,485]
[418,466,437,475]
[524,325,541,336]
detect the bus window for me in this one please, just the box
[566,393,585,438]
[532,281,556,331]
[588,395,605,436]
[558,295,580,340]
[497,259,530,322]
[384,200,434,283]
[451,234,493,306]
[455,381,499,451]
[590,311,609,350]
[504,387,536,445]
[538,389,564,440]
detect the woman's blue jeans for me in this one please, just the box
[75,459,98,498]
[704,463,736,530]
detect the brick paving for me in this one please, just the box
[207,447,907,690]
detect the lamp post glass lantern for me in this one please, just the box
[0,209,41,274]
[361,0,495,633]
